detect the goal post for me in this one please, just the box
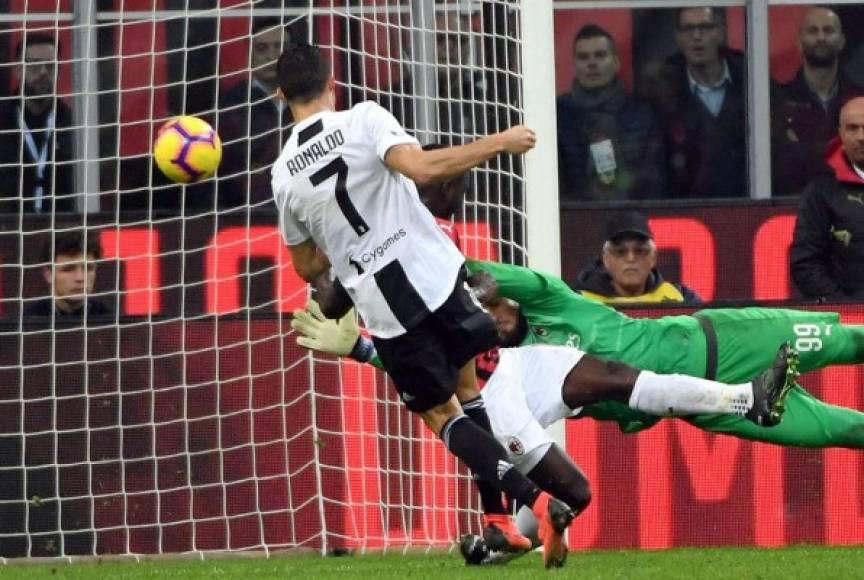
[521,0,561,278]
[0,0,549,559]
[518,0,565,447]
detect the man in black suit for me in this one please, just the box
[649,7,747,199]
[218,18,303,209]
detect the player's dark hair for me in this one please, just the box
[573,24,617,54]
[41,230,101,264]
[276,43,331,103]
[15,32,57,60]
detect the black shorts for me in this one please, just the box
[372,269,499,413]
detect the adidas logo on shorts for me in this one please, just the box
[497,459,513,480]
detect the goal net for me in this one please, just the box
[0,0,527,558]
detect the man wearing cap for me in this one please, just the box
[573,211,701,303]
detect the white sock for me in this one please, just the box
[515,505,539,544]
[628,370,754,417]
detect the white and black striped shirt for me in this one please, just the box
[272,101,463,338]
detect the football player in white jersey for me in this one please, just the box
[290,297,798,564]
[271,44,573,568]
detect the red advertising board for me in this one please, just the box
[0,203,804,317]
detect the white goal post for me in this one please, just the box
[0,0,559,560]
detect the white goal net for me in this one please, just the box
[0,0,527,558]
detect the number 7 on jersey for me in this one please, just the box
[310,156,370,237]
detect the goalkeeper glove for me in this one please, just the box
[291,299,375,362]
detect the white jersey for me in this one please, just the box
[272,101,464,338]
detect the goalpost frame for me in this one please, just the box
[519,0,564,444]
[519,0,560,276]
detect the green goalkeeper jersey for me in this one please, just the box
[466,259,707,379]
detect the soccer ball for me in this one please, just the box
[153,115,222,183]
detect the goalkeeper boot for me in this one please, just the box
[531,492,575,569]
[747,342,799,427]
[482,513,532,553]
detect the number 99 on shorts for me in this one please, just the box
[793,323,830,352]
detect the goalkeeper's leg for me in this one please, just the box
[684,384,864,448]
[560,345,797,427]
[698,307,864,383]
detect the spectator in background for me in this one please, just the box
[218,19,302,209]
[574,211,701,304]
[557,24,666,202]
[648,7,747,199]
[0,33,75,213]
[791,97,864,301]
[379,11,490,141]
[772,7,861,197]
[24,230,110,318]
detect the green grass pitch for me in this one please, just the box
[2,545,864,579]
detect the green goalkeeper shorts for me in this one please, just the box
[695,306,864,384]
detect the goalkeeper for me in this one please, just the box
[467,260,864,448]
[302,260,864,449]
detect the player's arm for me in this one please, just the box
[291,299,384,369]
[384,126,536,186]
[288,239,331,282]
[465,259,563,308]
[311,271,353,319]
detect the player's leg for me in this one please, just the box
[437,302,573,567]
[685,384,864,448]
[461,443,591,566]
[684,307,864,447]
[455,360,531,551]
[375,297,574,568]
[475,371,592,567]
[699,307,864,383]
[559,344,797,426]
[524,445,592,526]
[372,326,539,513]
[420,398,574,569]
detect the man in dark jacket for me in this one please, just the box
[772,7,862,197]
[557,24,666,201]
[650,7,747,199]
[0,33,75,213]
[24,230,110,318]
[218,19,302,209]
[574,211,701,304]
[791,97,864,300]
